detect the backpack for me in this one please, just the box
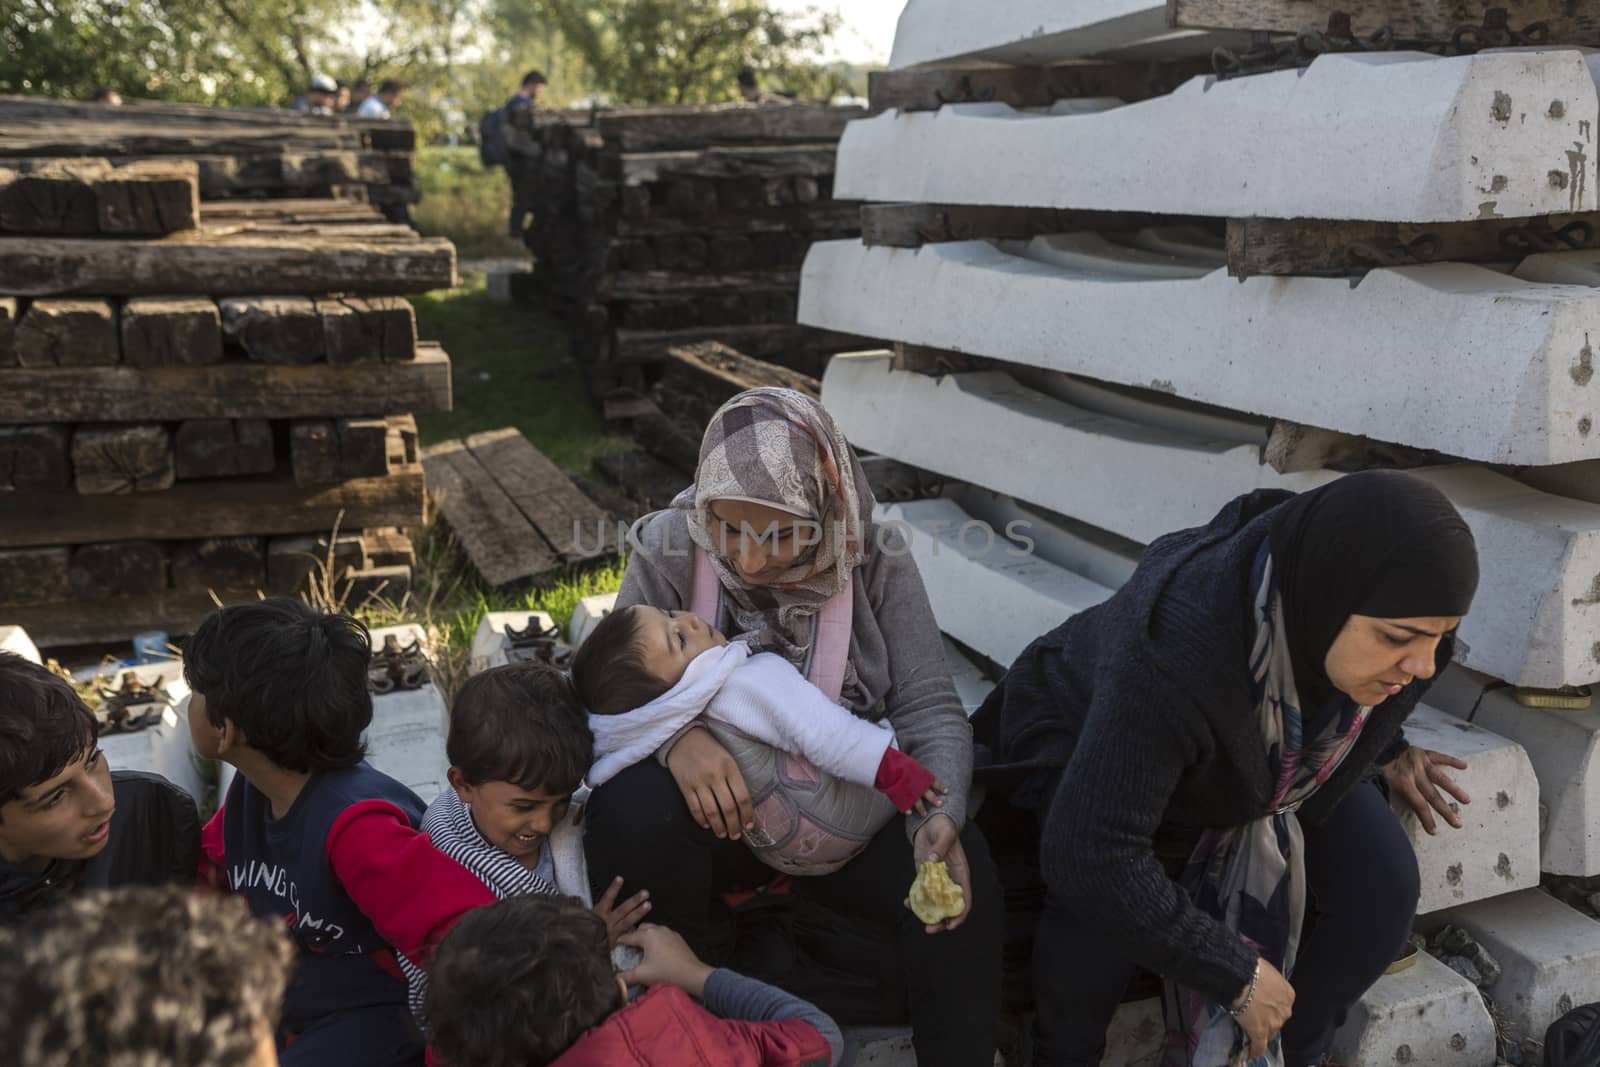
[478,107,508,167]
[1548,1003,1600,1067]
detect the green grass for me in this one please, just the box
[412,146,528,261]
[409,280,632,475]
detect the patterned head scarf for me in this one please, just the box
[672,388,875,693]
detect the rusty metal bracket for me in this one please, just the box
[504,616,574,668]
[368,634,431,694]
[96,671,174,734]
[1500,219,1594,255]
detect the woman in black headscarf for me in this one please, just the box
[973,471,1480,1067]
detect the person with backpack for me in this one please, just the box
[482,69,548,240]
[582,388,1004,1067]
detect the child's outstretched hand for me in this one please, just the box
[911,779,949,818]
[618,923,714,998]
[593,876,651,946]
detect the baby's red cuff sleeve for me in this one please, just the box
[874,748,935,813]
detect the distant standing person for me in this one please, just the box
[736,68,792,106]
[359,80,404,119]
[504,69,547,240]
[91,86,123,106]
[348,78,373,113]
[335,84,352,113]
[294,74,338,115]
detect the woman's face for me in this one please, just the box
[707,499,817,584]
[1323,614,1460,706]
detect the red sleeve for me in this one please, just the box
[326,799,496,968]
[874,748,936,813]
[197,804,228,892]
[723,1019,833,1066]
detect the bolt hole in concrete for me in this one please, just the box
[1580,416,1593,436]
[1497,791,1512,810]
[1551,100,1568,119]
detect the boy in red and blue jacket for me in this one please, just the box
[188,599,494,1067]
[427,894,842,1067]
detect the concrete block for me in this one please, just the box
[0,624,40,663]
[889,0,1243,66]
[364,623,448,803]
[469,609,558,675]
[823,352,1600,688]
[1328,949,1496,1067]
[798,236,1600,465]
[486,267,533,304]
[839,999,1161,1066]
[878,499,1114,668]
[1401,704,1539,914]
[1426,666,1600,877]
[569,592,618,648]
[941,636,993,718]
[841,51,1598,223]
[98,662,205,805]
[1428,889,1600,1053]
[841,1026,913,1066]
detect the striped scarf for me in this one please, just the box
[1164,546,1371,1067]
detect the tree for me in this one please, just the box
[505,0,846,105]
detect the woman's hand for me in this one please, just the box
[1235,958,1295,1060]
[592,876,651,946]
[618,923,715,998]
[1382,746,1471,835]
[665,727,754,841]
[906,813,972,934]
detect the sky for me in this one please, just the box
[774,0,904,65]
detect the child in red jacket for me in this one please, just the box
[187,599,495,1066]
[426,895,842,1067]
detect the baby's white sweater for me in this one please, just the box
[586,641,894,787]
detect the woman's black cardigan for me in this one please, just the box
[973,489,1450,1004]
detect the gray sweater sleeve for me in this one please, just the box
[702,968,843,1066]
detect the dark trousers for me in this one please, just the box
[1031,779,1419,1067]
[508,178,532,240]
[281,1004,425,1067]
[585,759,1005,1067]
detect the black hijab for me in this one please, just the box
[1267,470,1479,707]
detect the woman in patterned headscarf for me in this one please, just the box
[583,388,1003,1067]
[974,471,1480,1067]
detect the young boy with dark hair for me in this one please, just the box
[2,885,293,1067]
[0,652,198,924]
[186,598,495,1066]
[427,895,843,1067]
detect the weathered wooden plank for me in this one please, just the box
[868,60,1210,114]
[362,528,416,569]
[0,546,71,607]
[339,418,391,480]
[594,106,863,153]
[315,298,365,365]
[0,231,455,297]
[220,296,324,364]
[2,590,265,646]
[593,449,692,512]
[617,144,842,183]
[290,420,339,486]
[1167,0,1600,44]
[68,540,167,598]
[464,428,615,563]
[422,439,562,587]
[0,466,424,547]
[170,537,263,592]
[661,340,821,398]
[16,299,118,367]
[598,269,800,300]
[200,199,386,225]
[0,425,71,492]
[860,202,1176,247]
[120,296,222,367]
[266,533,368,596]
[0,296,16,365]
[0,343,452,422]
[387,415,418,464]
[344,564,411,609]
[0,159,109,234]
[94,160,199,235]
[70,424,175,494]
[173,418,275,480]
[1226,214,1600,278]
[340,296,417,362]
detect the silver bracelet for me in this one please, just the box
[1229,959,1262,1018]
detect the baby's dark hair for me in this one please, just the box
[427,895,622,1067]
[569,605,671,716]
[183,597,372,773]
[448,663,592,794]
[0,886,293,1067]
[0,653,99,812]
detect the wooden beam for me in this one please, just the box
[422,439,563,587]
[598,269,800,300]
[0,230,455,297]
[200,199,387,225]
[594,105,863,153]
[0,465,424,547]
[593,449,692,512]
[1225,213,1600,278]
[15,299,118,367]
[661,340,821,399]
[0,425,71,492]
[860,202,1177,248]
[266,533,368,596]
[120,297,222,367]
[0,546,70,607]
[0,296,16,365]
[362,528,416,569]
[173,418,274,480]
[463,428,616,563]
[0,343,452,422]
[170,537,264,593]
[220,296,324,363]
[2,590,261,646]
[70,424,176,494]
[0,159,107,234]
[1167,0,1600,43]
[93,160,199,235]
[68,540,167,598]
[868,60,1211,114]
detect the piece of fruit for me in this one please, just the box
[909,860,964,924]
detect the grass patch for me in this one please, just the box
[409,278,632,474]
[412,146,528,261]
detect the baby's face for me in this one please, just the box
[633,606,727,688]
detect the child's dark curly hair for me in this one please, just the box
[0,886,293,1067]
[448,663,592,794]
[569,605,671,716]
[427,895,623,1067]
